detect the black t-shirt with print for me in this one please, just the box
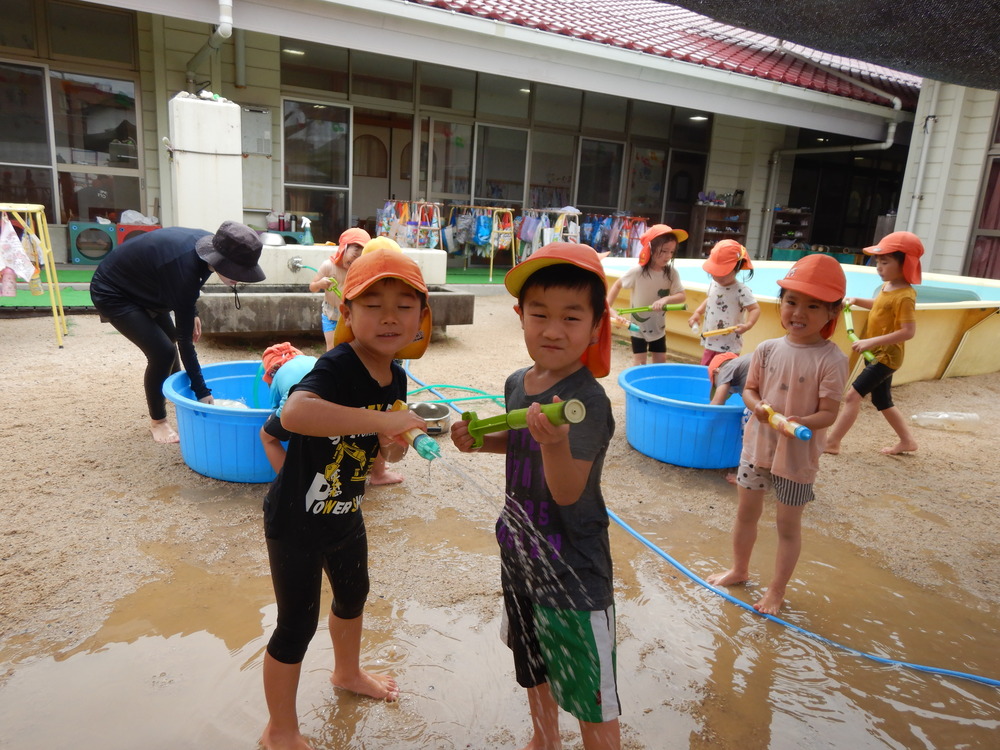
[263,343,405,540]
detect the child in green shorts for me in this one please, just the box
[451,243,620,750]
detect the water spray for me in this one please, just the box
[843,307,876,363]
[462,399,586,449]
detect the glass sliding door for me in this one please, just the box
[473,124,527,207]
[428,119,473,204]
[576,138,624,213]
[0,61,56,217]
[283,98,351,242]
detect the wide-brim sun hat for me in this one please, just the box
[638,224,688,265]
[504,242,612,378]
[332,246,432,359]
[702,239,753,276]
[195,221,266,283]
[776,253,847,339]
[863,231,924,285]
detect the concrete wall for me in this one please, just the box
[898,81,1000,274]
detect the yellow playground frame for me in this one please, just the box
[1,203,67,347]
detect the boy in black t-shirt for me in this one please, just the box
[259,243,431,750]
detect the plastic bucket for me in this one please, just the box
[163,360,276,483]
[618,363,745,469]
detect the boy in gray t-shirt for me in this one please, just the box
[709,352,751,405]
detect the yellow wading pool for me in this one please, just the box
[603,258,1000,385]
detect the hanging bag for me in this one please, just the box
[474,211,493,246]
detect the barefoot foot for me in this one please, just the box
[823,441,841,455]
[150,419,179,444]
[753,589,785,615]
[724,472,737,485]
[259,722,314,750]
[706,569,749,587]
[369,470,403,486]
[880,440,917,455]
[331,670,399,702]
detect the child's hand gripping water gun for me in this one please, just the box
[760,404,812,441]
[461,399,587,449]
[843,307,875,363]
[390,400,441,461]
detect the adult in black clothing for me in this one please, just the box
[90,221,265,443]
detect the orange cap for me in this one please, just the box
[776,253,846,339]
[707,352,738,387]
[702,239,752,276]
[504,242,612,377]
[330,227,371,265]
[637,224,688,265]
[261,342,305,385]
[333,247,431,358]
[863,231,924,285]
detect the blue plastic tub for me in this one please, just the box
[618,363,746,469]
[163,360,276,483]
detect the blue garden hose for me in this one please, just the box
[403,363,1000,690]
[609,509,1000,689]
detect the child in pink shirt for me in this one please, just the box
[707,253,849,615]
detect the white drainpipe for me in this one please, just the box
[185,1,234,92]
[906,79,940,233]
[757,43,905,257]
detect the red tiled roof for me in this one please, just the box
[404,0,921,109]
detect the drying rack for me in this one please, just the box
[1,203,67,347]
[445,204,517,280]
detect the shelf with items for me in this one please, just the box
[770,208,812,249]
[687,204,751,258]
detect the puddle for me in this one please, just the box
[1,486,998,748]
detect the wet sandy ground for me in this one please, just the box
[2,293,999,748]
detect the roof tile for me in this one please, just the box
[404,0,920,108]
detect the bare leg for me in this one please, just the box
[150,417,179,444]
[369,451,403,486]
[323,329,336,352]
[650,351,667,364]
[631,352,647,366]
[260,652,313,750]
[328,611,399,701]
[520,682,561,750]
[879,406,918,455]
[580,718,621,750]
[754,501,805,615]
[824,389,861,454]
[706,485,765,587]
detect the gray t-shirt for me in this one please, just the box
[716,354,751,395]
[498,366,615,611]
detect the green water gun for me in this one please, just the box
[843,307,876,363]
[462,399,587,449]
[616,303,687,314]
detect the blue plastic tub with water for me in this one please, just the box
[163,360,276,483]
[618,363,746,469]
